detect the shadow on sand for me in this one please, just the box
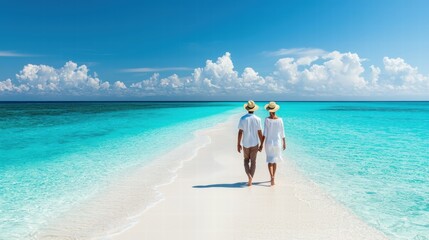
[192,181,271,189]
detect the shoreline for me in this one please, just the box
[35,113,240,240]
[108,115,388,240]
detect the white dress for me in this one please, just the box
[263,117,285,163]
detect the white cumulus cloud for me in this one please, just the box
[1,50,429,99]
[129,52,274,96]
[0,61,119,95]
[0,79,29,92]
[382,57,427,86]
[269,50,428,97]
[114,81,127,89]
[367,57,429,95]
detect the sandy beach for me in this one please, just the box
[109,116,388,240]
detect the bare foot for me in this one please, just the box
[247,177,253,186]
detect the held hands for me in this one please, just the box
[258,144,263,152]
[237,144,242,153]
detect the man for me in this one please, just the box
[237,100,263,186]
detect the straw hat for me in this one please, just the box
[243,100,259,111]
[264,101,280,112]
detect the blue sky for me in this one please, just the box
[1,0,429,100]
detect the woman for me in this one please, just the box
[259,101,286,186]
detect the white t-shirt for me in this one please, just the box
[238,113,262,148]
[263,117,285,146]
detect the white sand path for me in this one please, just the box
[110,117,388,240]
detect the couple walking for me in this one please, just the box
[237,100,286,186]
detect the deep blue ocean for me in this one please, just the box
[0,102,428,239]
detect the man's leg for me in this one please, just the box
[250,158,256,178]
[244,158,253,186]
[249,145,258,178]
[243,147,252,186]
[244,158,251,176]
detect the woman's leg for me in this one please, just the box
[268,163,275,186]
[272,163,277,185]
[267,163,271,178]
[273,163,277,177]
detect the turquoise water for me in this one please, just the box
[278,102,429,240]
[0,102,239,239]
[0,102,428,239]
